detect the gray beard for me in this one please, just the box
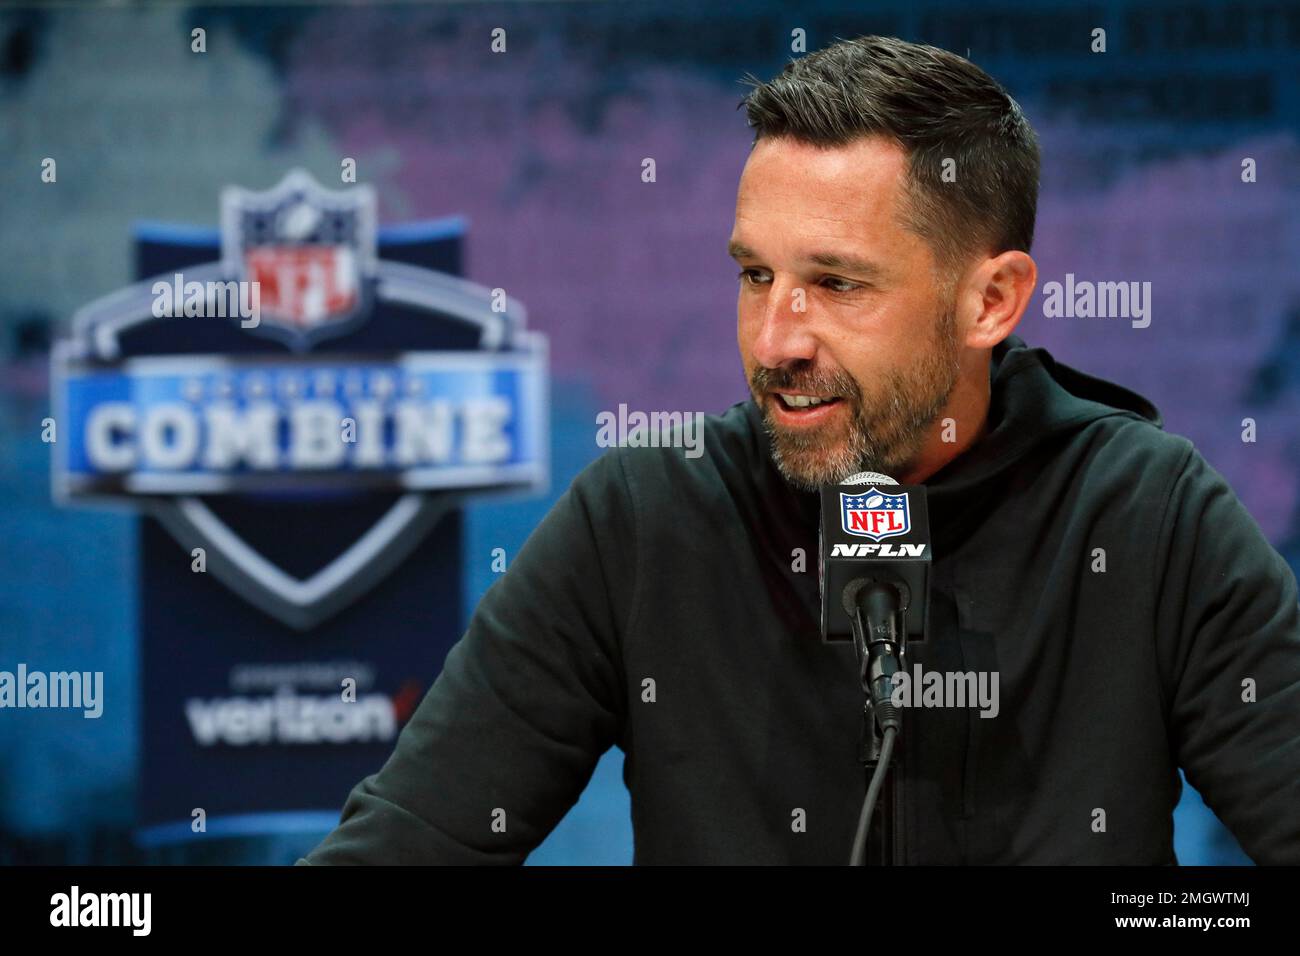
[756,309,961,491]
[761,384,953,491]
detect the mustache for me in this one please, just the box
[750,363,861,400]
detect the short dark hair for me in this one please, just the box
[740,36,1040,282]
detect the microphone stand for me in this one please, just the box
[846,577,909,866]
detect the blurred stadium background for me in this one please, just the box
[1,0,1297,864]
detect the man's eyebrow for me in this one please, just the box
[805,250,886,280]
[727,240,756,260]
[727,241,885,281]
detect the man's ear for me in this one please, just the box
[962,251,1037,349]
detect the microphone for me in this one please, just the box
[819,471,931,865]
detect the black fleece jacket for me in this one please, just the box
[301,333,1300,864]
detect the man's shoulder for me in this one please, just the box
[547,401,763,557]
[1068,414,1256,537]
[1072,408,1196,479]
[584,400,760,493]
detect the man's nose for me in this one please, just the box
[749,277,818,371]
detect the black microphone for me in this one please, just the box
[819,471,931,865]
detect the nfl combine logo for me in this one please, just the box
[840,488,911,541]
[52,169,548,630]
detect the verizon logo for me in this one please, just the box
[184,689,397,746]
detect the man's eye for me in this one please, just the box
[820,276,859,293]
[737,269,770,286]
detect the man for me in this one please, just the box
[301,36,1300,865]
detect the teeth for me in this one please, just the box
[779,393,834,408]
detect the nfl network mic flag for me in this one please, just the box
[50,170,549,845]
[820,480,931,643]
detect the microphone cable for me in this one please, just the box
[850,722,898,866]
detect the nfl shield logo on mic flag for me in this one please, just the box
[840,488,911,541]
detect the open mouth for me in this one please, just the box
[769,392,846,422]
[776,393,842,409]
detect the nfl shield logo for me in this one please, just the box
[221,169,376,348]
[840,488,911,541]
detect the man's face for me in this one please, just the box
[731,135,964,490]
